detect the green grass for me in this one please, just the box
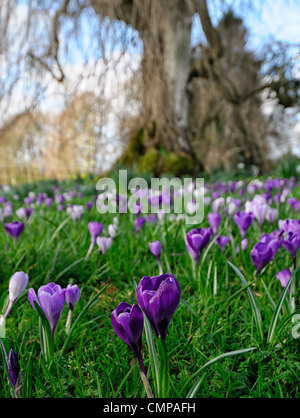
[0,180,300,398]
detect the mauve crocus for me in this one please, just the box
[186,228,212,264]
[57,205,65,212]
[283,232,300,269]
[250,233,282,275]
[207,212,221,235]
[28,283,66,338]
[45,197,53,207]
[134,217,146,231]
[86,201,93,212]
[108,224,117,238]
[251,242,273,274]
[66,284,81,311]
[276,268,292,289]
[97,236,112,254]
[8,349,21,394]
[136,273,181,342]
[65,284,81,333]
[216,236,230,252]
[4,271,29,318]
[266,208,279,226]
[4,221,24,246]
[234,211,254,238]
[16,207,33,221]
[149,241,163,274]
[241,238,248,251]
[111,302,145,374]
[86,221,103,257]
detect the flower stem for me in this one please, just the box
[3,301,13,319]
[65,309,73,334]
[158,337,169,398]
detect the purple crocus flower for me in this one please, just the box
[111,302,145,373]
[136,273,181,342]
[241,238,248,251]
[149,241,162,259]
[186,228,212,264]
[276,268,292,289]
[65,284,81,333]
[134,217,146,231]
[4,221,24,246]
[8,349,21,389]
[28,283,66,338]
[283,232,300,269]
[250,233,282,274]
[149,241,163,274]
[66,284,81,311]
[86,221,103,257]
[251,242,273,274]
[234,211,254,238]
[216,236,230,252]
[4,271,29,318]
[97,236,113,254]
[86,201,93,212]
[207,212,221,235]
[45,197,53,207]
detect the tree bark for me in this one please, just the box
[91,0,194,153]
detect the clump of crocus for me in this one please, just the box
[8,349,22,398]
[4,271,29,318]
[4,221,24,247]
[97,236,113,254]
[86,221,103,258]
[186,228,212,264]
[216,236,230,253]
[149,241,163,275]
[207,213,221,235]
[136,273,181,342]
[136,273,181,398]
[65,284,81,334]
[28,283,66,339]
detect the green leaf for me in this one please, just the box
[59,284,109,356]
[187,347,257,398]
[267,263,300,345]
[33,301,54,363]
[227,261,263,341]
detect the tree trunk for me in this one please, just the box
[91,0,194,154]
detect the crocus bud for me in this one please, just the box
[4,221,24,241]
[86,201,93,212]
[8,349,22,395]
[136,273,181,342]
[66,284,81,311]
[4,272,29,318]
[9,271,29,304]
[108,224,117,238]
[28,283,66,338]
[216,236,230,252]
[207,213,221,235]
[186,228,212,264]
[149,241,162,259]
[276,268,292,289]
[88,221,103,243]
[111,302,144,357]
[96,236,112,254]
